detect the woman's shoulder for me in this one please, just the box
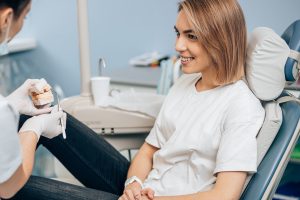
[220,80,265,125]
[230,80,259,100]
[227,80,264,113]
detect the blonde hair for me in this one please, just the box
[178,0,247,85]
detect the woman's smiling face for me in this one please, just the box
[174,10,215,75]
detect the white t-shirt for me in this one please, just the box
[0,95,21,184]
[144,73,265,196]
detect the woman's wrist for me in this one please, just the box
[126,181,143,190]
[125,176,144,189]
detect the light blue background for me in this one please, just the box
[12,0,300,97]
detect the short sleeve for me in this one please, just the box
[145,104,167,148]
[0,98,22,183]
[145,89,175,148]
[214,94,265,174]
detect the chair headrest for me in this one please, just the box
[246,21,300,101]
[282,20,300,81]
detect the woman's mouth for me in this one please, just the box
[180,56,195,65]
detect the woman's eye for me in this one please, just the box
[187,34,197,40]
[175,31,180,37]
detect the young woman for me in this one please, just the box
[9,0,264,199]
[0,1,65,198]
[120,0,264,199]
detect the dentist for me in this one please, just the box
[0,0,65,199]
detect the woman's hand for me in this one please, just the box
[119,182,142,200]
[141,195,151,200]
[141,188,155,200]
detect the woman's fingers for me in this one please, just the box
[120,188,142,200]
[125,189,136,200]
[148,189,154,199]
[141,188,154,199]
[132,188,141,200]
[119,194,129,200]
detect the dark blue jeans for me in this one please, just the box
[9,113,130,200]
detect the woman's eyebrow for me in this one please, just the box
[183,29,194,34]
[174,26,194,34]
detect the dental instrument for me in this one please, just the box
[56,92,66,139]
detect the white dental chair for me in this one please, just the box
[240,20,300,199]
[241,93,300,200]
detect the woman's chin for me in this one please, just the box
[181,66,199,74]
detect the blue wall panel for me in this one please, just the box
[12,0,300,97]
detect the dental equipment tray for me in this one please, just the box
[60,95,155,135]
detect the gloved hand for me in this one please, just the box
[6,79,53,116]
[19,105,67,140]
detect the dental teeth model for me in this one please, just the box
[30,79,54,106]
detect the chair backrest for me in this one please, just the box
[241,94,300,200]
[241,20,300,200]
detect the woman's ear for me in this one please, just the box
[0,8,13,30]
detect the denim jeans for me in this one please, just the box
[9,113,131,200]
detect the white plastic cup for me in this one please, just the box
[91,77,110,106]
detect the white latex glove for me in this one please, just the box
[6,79,53,116]
[19,105,67,140]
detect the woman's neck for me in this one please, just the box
[195,73,219,92]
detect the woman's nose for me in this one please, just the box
[175,37,187,52]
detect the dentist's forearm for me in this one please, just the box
[0,131,37,199]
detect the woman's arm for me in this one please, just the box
[119,142,159,200]
[0,131,37,199]
[152,171,247,200]
[127,142,159,181]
